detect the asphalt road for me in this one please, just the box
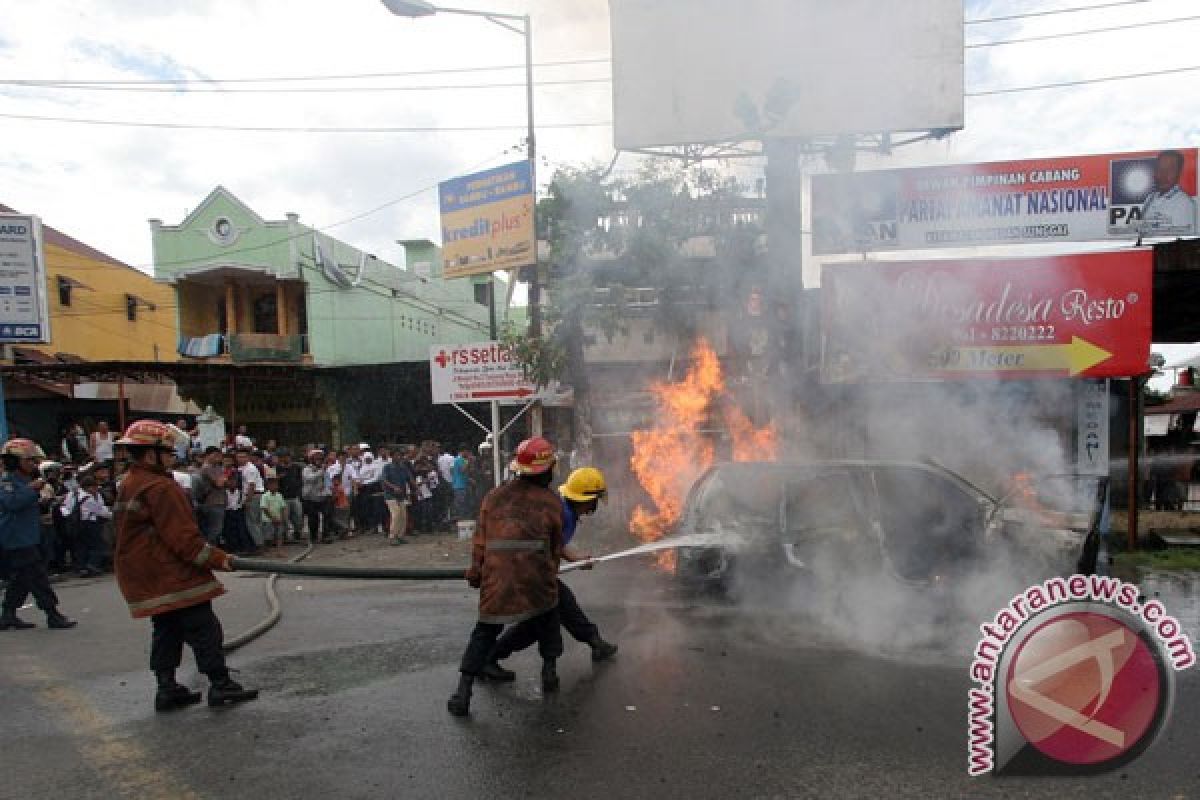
[2,561,1198,799]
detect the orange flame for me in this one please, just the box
[629,339,777,569]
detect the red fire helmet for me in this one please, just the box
[116,419,184,451]
[510,437,556,476]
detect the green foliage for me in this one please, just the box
[515,160,763,385]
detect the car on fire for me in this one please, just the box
[671,460,1105,596]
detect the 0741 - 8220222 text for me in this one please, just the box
[950,324,1058,344]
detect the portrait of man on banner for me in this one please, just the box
[1140,149,1197,235]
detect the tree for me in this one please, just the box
[502,160,764,462]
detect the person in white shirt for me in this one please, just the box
[436,450,453,532]
[234,426,254,450]
[75,475,112,577]
[236,449,265,550]
[342,449,363,536]
[357,452,385,534]
[90,421,116,463]
[1141,150,1197,235]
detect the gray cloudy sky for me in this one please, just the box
[1,0,1198,371]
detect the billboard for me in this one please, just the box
[821,251,1153,383]
[812,148,1199,255]
[438,161,536,279]
[609,0,963,151]
[0,213,50,343]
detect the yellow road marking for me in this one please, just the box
[5,653,203,800]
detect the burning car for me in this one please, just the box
[671,460,1105,596]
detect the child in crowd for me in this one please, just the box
[260,477,287,551]
[330,474,351,540]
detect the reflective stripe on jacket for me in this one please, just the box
[114,462,228,618]
[468,478,563,625]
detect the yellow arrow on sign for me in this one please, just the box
[931,336,1113,376]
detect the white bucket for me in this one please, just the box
[457,520,476,541]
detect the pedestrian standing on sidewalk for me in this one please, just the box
[261,477,287,551]
[301,449,329,544]
[75,475,111,577]
[223,453,254,555]
[89,421,116,464]
[193,447,227,545]
[275,448,304,542]
[330,474,351,538]
[382,448,414,546]
[111,420,257,712]
[237,448,265,551]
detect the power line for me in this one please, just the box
[966,62,1200,96]
[0,57,612,87]
[965,0,1152,25]
[0,111,609,134]
[967,12,1200,47]
[0,77,612,94]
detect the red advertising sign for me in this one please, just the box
[821,251,1153,382]
[812,149,1198,254]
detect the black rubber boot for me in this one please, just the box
[479,661,516,682]
[45,610,77,629]
[0,609,35,630]
[155,671,203,712]
[207,676,259,708]
[541,660,559,693]
[447,674,474,717]
[589,636,618,662]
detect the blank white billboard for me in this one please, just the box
[609,0,964,151]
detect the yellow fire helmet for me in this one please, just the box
[559,467,607,503]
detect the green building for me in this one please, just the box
[151,186,507,447]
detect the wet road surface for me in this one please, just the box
[2,563,1198,799]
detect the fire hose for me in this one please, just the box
[220,535,703,652]
[221,549,471,653]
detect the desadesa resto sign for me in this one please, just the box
[812,149,1198,255]
[821,250,1153,383]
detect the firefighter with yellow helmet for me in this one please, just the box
[481,465,618,684]
[112,420,258,711]
[0,438,77,631]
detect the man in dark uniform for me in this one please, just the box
[448,436,564,717]
[483,466,617,679]
[0,438,77,631]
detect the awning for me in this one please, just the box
[73,382,202,414]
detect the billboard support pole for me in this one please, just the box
[0,375,8,443]
[491,400,502,487]
[764,137,803,294]
[1128,376,1141,552]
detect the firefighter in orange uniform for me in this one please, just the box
[113,420,259,712]
[447,436,564,717]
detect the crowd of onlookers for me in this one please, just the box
[26,418,498,579]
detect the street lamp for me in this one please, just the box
[381,0,539,342]
[381,2,537,323]
[383,0,542,479]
